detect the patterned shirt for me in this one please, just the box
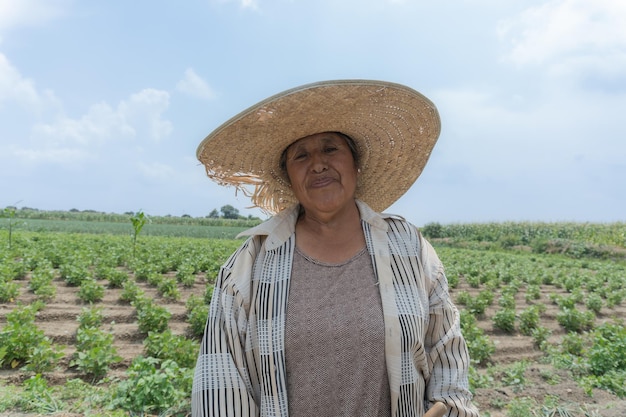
[192,200,480,417]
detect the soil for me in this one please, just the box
[2,273,626,417]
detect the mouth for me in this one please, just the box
[309,176,335,188]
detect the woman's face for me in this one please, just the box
[284,132,358,217]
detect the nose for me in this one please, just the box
[310,151,328,173]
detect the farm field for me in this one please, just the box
[1,218,626,416]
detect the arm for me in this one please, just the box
[420,234,480,417]
[192,240,259,417]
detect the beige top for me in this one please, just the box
[284,246,391,417]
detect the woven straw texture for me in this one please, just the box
[196,79,441,214]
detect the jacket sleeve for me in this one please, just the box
[420,233,480,417]
[192,238,259,417]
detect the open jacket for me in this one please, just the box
[192,200,479,417]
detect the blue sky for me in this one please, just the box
[1,0,625,225]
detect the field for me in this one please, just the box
[1,216,626,416]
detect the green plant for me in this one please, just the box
[119,279,143,303]
[77,306,104,328]
[106,268,129,288]
[111,356,192,415]
[18,374,64,413]
[506,396,536,417]
[0,280,19,302]
[587,322,626,376]
[493,308,516,333]
[460,311,495,365]
[60,262,90,286]
[1,206,18,249]
[144,329,198,369]
[501,361,528,392]
[519,306,541,336]
[176,262,197,285]
[525,284,541,303]
[29,264,55,292]
[498,293,516,309]
[531,326,552,349]
[187,294,209,337]
[561,332,585,356]
[157,276,181,300]
[77,279,105,303]
[130,210,149,258]
[134,297,171,334]
[71,326,122,380]
[557,308,595,333]
[0,303,64,372]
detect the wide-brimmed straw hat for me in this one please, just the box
[197,79,441,214]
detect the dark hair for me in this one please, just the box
[279,132,359,176]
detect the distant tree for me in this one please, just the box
[70,208,79,212]
[220,205,239,219]
[208,209,219,219]
[182,214,191,218]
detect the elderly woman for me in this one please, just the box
[192,80,480,417]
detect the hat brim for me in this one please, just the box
[197,79,441,214]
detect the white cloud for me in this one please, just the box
[498,0,626,77]
[11,146,89,164]
[176,68,215,100]
[0,53,61,112]
[210,0,259,11]
[138,161,177,180]
[0,0,68,32]
[32,88,172,148]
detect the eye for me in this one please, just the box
[324,146,338,153]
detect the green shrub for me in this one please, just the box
[531,326,551,349]
[186,294,209,338]
[519,306,541,336]
[557,308,595,333]
[134,298,171,334]
[77,279,105,303]
[0,303,64,372]
[585,293,603,314]
[144,330,198,369]
[60,262,90,286]
[106,269,129,288]
[176,263,197,287]
[71,326,122,379]
[111,357,192,415]
[120,279,143,304]
[157,277,180,300]
[460,311,495,365]
[77,306,104,328]
[0,280,20,302]
[587,322,626,375]
[493,308,516,333]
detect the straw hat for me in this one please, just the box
[197,79,441,214]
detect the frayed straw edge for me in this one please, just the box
[204,167,295,216]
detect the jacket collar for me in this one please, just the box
[238,200,391,251]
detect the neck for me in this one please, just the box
[295,201,366,263]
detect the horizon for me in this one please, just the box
[1,1,625,226]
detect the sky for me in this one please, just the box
[1,0,625,226]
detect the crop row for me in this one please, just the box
[1,227,626,415]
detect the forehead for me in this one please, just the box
[286,132,346,153]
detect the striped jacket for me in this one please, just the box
[192,200,479,417]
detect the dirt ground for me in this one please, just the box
[2,274,626,416]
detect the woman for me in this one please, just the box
[192,80,480,417]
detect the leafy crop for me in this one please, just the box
[111,356,192,415]
[0,302,64,372]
